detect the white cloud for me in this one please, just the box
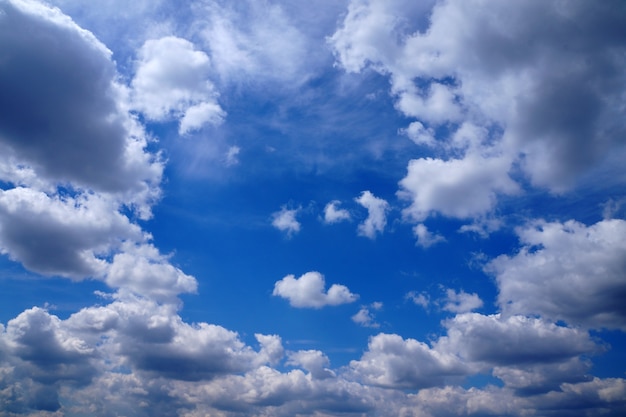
[105,243,198,302]
[401,121,435,147]
[350,332,467,389]
[442,288,483,314]
[331,0,626,205]
[286,350,335,379]
[323,200,351,224]
[131,36,225,134]
[0,187,142,279]
[271,206,301,237]
[355,190,389,239]
[272,271,358,308]
[437,313,598,367]
[352,302,383,328]
[413,223,445,248]
[0,1,195,304]
[487,219,626,330]
[196,0,311,85]
[398,153,518,221]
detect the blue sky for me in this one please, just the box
[1,0,626,416]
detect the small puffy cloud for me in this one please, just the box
[271,206,301,237]
[272,271,358,308]
[442,288,483,313]
[352,302,383,328]
[131,36,225,134]
[323,200,351,224]
[355,190,389,239]
[398,154,518,221]
[487,219,626,330]
[196,0,311,84]
[413,223,445,248]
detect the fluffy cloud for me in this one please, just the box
[487,219,626,330]
[437,313,599,368]
[0,0,196,304]
[398,153,518,221]
[273,271,358,308]
[0,187,141,279]
[131,36,225,134]
[271,206,301,237]
[332,0,626,221]
[286,350,335,379]
[355,191,389,239]
[350,333,467,389]
[0,0,162,201]
[105,243,197,302]
[323,200,351,224]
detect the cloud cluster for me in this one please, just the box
[331,0,626,225]
[1,1,625,416]
[0,0,195,303]
[131,36,226,134]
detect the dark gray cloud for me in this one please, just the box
[0,0,161,194]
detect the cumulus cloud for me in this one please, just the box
[0,187,141,279]
[401,121,436,147]
[352,302,383,328]
[0,0,163,200]
[355,190,389,238]
[287,350,335,379]
[350,333,467,389]
[437,313,599,368]
[331,0,626,219]
[398,154,518,221]
[273,271,358,308]
[323,200,351,224]
[271,206,301,237]
[131,36,225,134]
[487,219,626,330]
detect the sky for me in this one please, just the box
[0,0,625,416]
